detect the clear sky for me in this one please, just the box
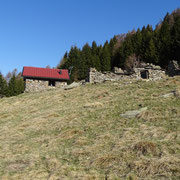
[0,0,179,75]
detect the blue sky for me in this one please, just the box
[0,0,179,75]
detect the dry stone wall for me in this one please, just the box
[56,82,67,87]
[88,68,125,83]
[25,79,67,92]
[132,67,166,81]
[25,79,51,92]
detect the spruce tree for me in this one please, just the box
[171,16,180,63]
[159,20,172,67]
[109,36,117,69]
[16,77,25,94]
[100,41,111,71]
[8,75,17,96]
[68,46,82,81]
[141,25,154,62]
[0,74,8,97]
[81,43,93,77]
[134,28,142,58]
[145,38,158,64]
[91,41,101,71]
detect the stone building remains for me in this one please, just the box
[22,66,69,92]
[88,63,166,83]
[22,61,179,92]
[167,60,180,76]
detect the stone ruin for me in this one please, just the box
[88,63,166,83]
[25,79,67,92]
[167,60,180,76]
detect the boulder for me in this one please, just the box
[161,92,174,98]
[161,90,180,98]
[64,82,80,90]
[120,107,147,118]
[83,102,103,108]
[113,67,124,74]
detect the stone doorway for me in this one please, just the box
[49,80,56,86]
[141,70,149,79]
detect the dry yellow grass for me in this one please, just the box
[0,77,180,179]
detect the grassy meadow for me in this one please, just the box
[0,77,180,179]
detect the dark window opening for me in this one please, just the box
[49,80,56,86]
[141,70,149,79]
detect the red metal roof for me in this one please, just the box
[22,66,70,80]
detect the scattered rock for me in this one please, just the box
[79,79,86,85]
[173,89,180,99]
[64,82,80,90]
[161,90,180,98]
[161,92,174,98]
[120,107,147,118]
[113,67,124,74]
[83,102,103,108]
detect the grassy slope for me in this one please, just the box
[0,77,180,180]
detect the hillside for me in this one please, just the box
[0,77,180,179]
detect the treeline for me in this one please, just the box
[0,70,25,98]
[58,9,180,82]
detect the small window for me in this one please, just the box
[59,70,62,75]
[49,80,55,86]
[141,70,149,79]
